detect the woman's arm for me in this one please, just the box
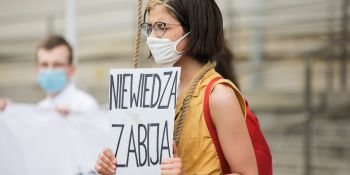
[210,84,258,175]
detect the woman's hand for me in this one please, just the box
[160,143,184,175]
[95,147,117,175]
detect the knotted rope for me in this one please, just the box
[174,62,217,144]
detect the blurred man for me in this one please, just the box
[0,35,98,115]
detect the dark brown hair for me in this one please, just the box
[146,0,225,64]
[214,45,240,89]
[36,35,73,65]
[146,0,238,85]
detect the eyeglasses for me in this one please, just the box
[141,22,181,38]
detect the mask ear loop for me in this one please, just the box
[174,32,191,53]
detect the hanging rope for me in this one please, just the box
[133,0,143,68]
[132,0,215,146]
[174,62,217,144]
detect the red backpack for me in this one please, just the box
[204,77,272,175]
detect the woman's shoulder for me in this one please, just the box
[210,83,239,107]
[209,77,246,118]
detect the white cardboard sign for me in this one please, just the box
[0,104,109,175]
[107,67,180,175]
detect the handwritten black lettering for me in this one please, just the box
[112,124,126,167]
[109,71,178,110]
[158,71,172,109]
[112,121,171,168]
[126,126,139,167]
[160,121,171,164]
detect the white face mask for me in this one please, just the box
[146,33,190,67]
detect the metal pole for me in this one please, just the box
[64,0,78,65]
[251,0,263,89]
[325,1,336,108]
[304,56,313,175]
[340,0,349,91]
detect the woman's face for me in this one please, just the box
[148,4,187,52]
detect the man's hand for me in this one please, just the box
[56,104,70,116]
[0,98,11,112]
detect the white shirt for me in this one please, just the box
[38,84,98,112]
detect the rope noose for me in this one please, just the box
[174,62,217,145]
[133,0,143,68]
[132,0,216,148]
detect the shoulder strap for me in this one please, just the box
[203,77,231,174]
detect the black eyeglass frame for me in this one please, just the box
[141,5,189,36]
[141,22,181,37]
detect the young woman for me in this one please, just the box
[95,0,258,174]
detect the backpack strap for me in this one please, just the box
[203,77,231,174]
[205,78,273,175]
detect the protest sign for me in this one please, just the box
[0,104,109,175]
[107,67,180,175]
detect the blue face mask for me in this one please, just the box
[37,69,68,93]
